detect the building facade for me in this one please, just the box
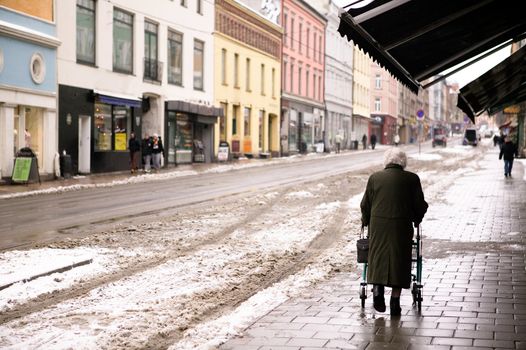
[312,0,353,151]
[370,62,398,145]
[280,0,326,155]
[352,47,372,146]
[214,0,281,158]
[57,0,218,174]
[0,0,60,180]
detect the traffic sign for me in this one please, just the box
[417,109,425,120]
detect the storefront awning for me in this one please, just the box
[94,90,142,108]
[166,100,224,117]
[457,46,526,121]
[337,0,526,95]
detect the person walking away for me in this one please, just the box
[498,131,505,150]
[142,133,153,173]
[362,134,368,150]
[128,132,141,174]
[151,133,164,172]
[394,134,400,146]
[499,136,518,178]
[335,133,343,154]
[370,133,377,150]
[493,133,500,147]
[360,148,428,316]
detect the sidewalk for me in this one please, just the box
[221,148,526,349]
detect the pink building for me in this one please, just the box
[280,0,326,154]
[370,62,398,145]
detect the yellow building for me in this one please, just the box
[214,0,282,158]
[352,46,372,140]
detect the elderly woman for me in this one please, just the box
[360,148,428,315]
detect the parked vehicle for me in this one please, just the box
[463,129,479,146]
[432,134,447,147]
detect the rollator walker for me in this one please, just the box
[358,225,423,311]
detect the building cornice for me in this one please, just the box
[282,92,325,109]
[0,83,56,97]
[0,19,60,48]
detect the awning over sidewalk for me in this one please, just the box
[166,100,224,117]
[337,0,526,95]
[93,90,142,108]
[457,46,526,121]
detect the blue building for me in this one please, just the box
[0,3,60,180]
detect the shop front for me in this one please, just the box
[58,85,143,174]
[165,100,222,165]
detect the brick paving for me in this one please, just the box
[221,147,526,350]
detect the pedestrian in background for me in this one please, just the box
[128,132,141,174]
[499,135,518,178]
[142,133,152,173]
[360,147,428,316]
[151,133,164,172]
[394,134,400,146]
[335,133,343,154]
[370,133,377,150]
[362,134,368,150]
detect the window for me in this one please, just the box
[220,102,227,141]
[232,105,239,135]
[244,107,251,136]
[271,68,276,98]
[318,75,322,100]
[306,28,310,57]
[197,0,202,14]
[375,97,381,111]
[113,8,133,73]
[94,102,132,152]
[246,58,251,91]
[234,53,239,87]
[259,110,264,149]
[306,70,309,97]
[290,17,294,49]
[298,67,302,95]
[221,48,227,85]
[313,72,317,100]
[298,22,303,54]
[283,61,287,92]
[167,30,183,85]
[76,0,95,65]
[290,63,294,94]
[318,35,322,62]
[181,0,187,6]
[193,39,204,90]
[313,32,316,61]
[283,13,288,45]
[261,64,265,95]
[144,20,159,81]
[375,74,381,89]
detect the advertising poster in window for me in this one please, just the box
[115,133,127,151]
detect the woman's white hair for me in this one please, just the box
[383,147,407,169]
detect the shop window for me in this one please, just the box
[232,105,239,135]
[94,102,131,151]
[244,107,251,137]
[76,0,96,65]
[113,8,134,74]
[220,102,227,141]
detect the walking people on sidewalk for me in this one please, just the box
[128,132,141,174]
[141,133,153,173]
[499,135,518,178]
[370,133,377,150]
[151,133,164,172]
[360,147,428,316]
[362,134,368,150]
[335,133,343,154]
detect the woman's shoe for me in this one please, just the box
[373,285,386,312]
[390,297,401,316]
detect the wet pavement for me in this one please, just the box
[221,147,526,350]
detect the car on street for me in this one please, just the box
[463,129,479,146]
[432,134,447,147]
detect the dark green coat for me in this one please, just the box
[360,164,428,288]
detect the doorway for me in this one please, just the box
[78,115,91,173]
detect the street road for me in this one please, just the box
[0,143,434,250]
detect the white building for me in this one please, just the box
[57,0,218,173]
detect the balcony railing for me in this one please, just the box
[143,58,163,83]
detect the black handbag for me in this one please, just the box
[356,226,369,263]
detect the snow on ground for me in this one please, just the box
[408,153,442,161]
